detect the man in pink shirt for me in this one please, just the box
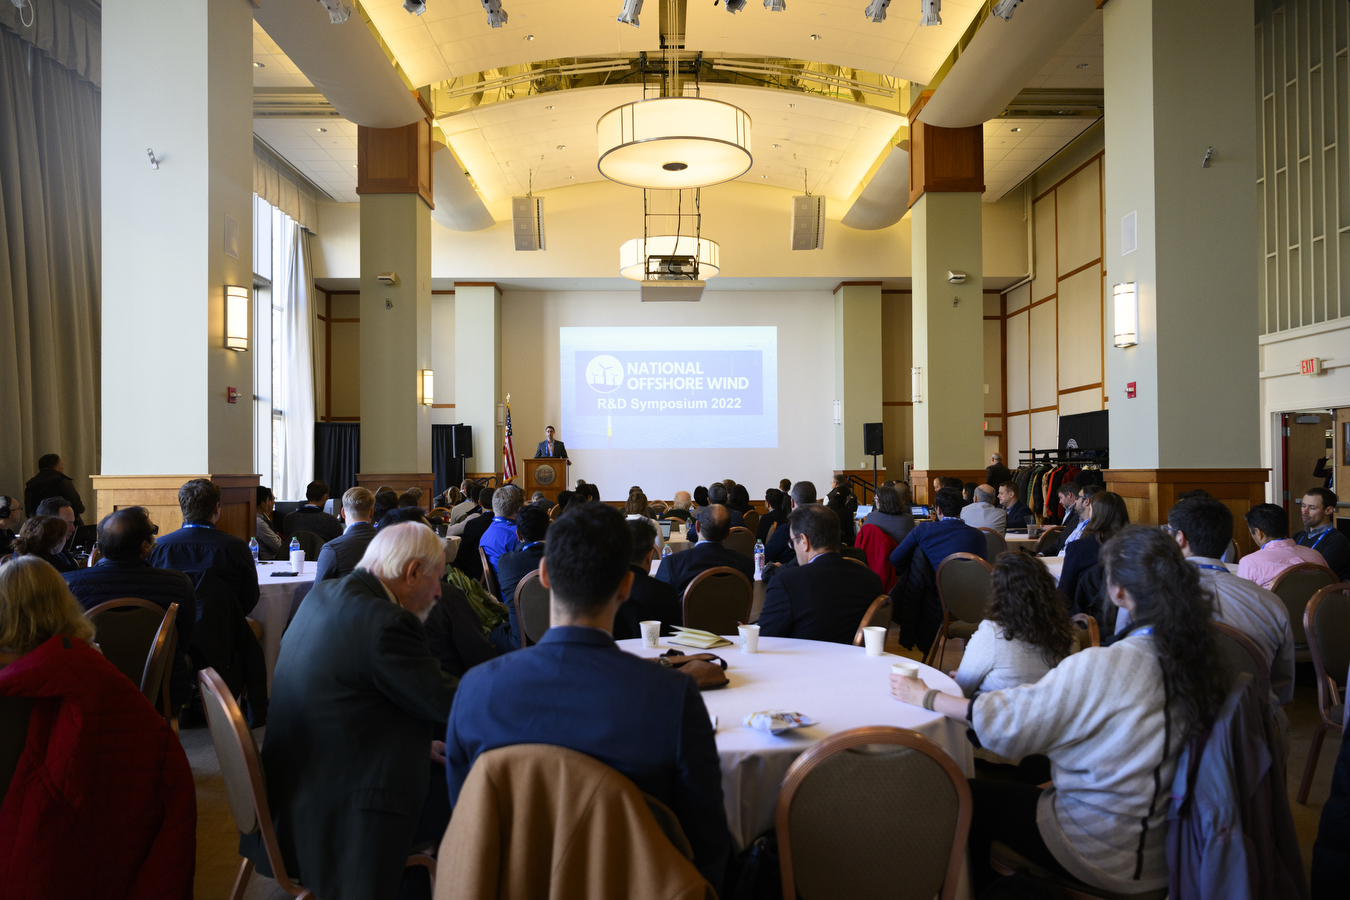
[1238,503,1330,589]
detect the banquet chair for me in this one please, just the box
[198,668,437,900]
[724,526,756,558]
[1032,526,1063,556]
[479,546,501,598]
[776,726,971,900]
[290,530,324,561]
[1069,613,1099,650]
[515,570,551,647]
[1298,582,1350,804]
[742,509,760,536]
[87,598,178,723]
[683,567,753,636]
[765,522,777,542]
[979,528,1007,560]
[929,554,994,670]
[852,595,892,646]
[1212,621,1270,699]
[1270,563,1338,662]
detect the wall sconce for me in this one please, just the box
[421,369,434,406]
[225,285,249,351]
[1113,282,1138,348]
[911,366,923,403]
[832,400,841,425]
[496,403,506,427]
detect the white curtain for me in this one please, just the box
[278,215,316,500]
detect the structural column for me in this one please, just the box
[453,283,503,480]
[1102,0,1266,546]
[833,282,884,486]
[98,0,259,538]
[356,104,436,504]
[907,102,987,501]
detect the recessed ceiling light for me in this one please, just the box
[253,61,265,68]
[569,175,574,179]
[788,103,796,108]
[772,143,781,148]
[352,164,358,168]
[810,34,821,40]
[761,175,767,178]
[556,144,566,150]
[1010,127,1021,132]
[1076,62,1090,69]
[545,105,554,110]
[317,127,328,133]
[525,34,534,40]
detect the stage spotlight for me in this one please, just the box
[991,0,1021,19]
[919,0,940,26]
[481,0,508,28]
[723,0,747,11]
[864,0,889,23]
[403,0,426,15]
[316,0,352,24]
[617,0,642,26]
[764,0,786,11]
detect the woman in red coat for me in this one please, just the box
[0,556,196,900]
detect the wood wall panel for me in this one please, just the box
[1029,299,1057,409]
[1006,282,1031,314]
[907,117,985,207]
[983,318,1003,414]
[1030,409,1059,449]
[1007,413,1029,459]
[356,472,437,510]
[880,291,914,470]
[91,474,261,542]
[1006,310,1030,411]
[1056,162,1102,275]
[1057,264,1104,389]
[1031,195,1057,302]
[1105,468,1270,555]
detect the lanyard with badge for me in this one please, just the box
[1299,529,1332,553]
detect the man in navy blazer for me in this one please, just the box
[314,487,377,582]
[889,488,987,576]
[445,503,731,888]
[764,481,817,568]
[759,504,883,644]
[533,425,568,459]
[655,504,754,597]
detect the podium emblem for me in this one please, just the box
[535,464,557,486]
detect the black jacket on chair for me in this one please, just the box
[424,580,500,679]
[149,520,260,618]
[242,569,458,900]
[314,522,376,583]
[758,552,883,644]
[653,541,754,598]
[456,513,494,582]
[495,542,546,650]
[614,564,684,640]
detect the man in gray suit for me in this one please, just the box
[314,486,377,582]
[244,522,458,900]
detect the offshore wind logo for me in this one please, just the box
[584,355,624,393]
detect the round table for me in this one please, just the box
[253,560,315,693]
[617,636,974,851]
[1005,535,1040,552]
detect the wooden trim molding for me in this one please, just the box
[91,474,261,543]
[1058,257,1103,281]
[882,400,914,407]
[1059,382,1103,395]
[356,473,437,511]
[453,282,502,295]
[1006,404,1058,416]
[832,281,883,295]
[430,403,456,409]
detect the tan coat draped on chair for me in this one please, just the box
[435,744,715,900]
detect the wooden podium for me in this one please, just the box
[524,457,571,504]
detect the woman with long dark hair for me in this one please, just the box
[892,525,1229,896]
[954,551,1075,697]
[10,515,75,573]
[862,484,916,545]
[1058,490,1129,610]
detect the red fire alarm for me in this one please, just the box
[227,387,239,404]
[1125,381,1137,399]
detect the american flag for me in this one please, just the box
[503,402,517,480]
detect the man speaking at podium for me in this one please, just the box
[534,425,568,459]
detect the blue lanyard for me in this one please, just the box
[1194,563,1228,573]
[520,541,544,551]
[1133,626,1154,636]
[1300,530,1332,552]
[181,523,212,530]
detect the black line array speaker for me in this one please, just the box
[452,423,474,459]
[863,422,884,456]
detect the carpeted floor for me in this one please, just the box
[183,642,1342,900]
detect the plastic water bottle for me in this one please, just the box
[288,536,304,575]
[289,536,300,554]
[662,544,673,558]
[248,537,259,565]
[754,540,765,576]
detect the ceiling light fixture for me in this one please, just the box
[724,0,747,11]
[597,97,752,189]
[788,103,796,108]
[525,33,534,40]
[556,144,566,150]
[764,0,786,11]
[316,0,353,25]
[919,0,940,27]
[402,0,426,15]
[617,0,642,26]
[253,61,265,68]
[864,0,890,23]
[772,143,781,148]
[481,0,508,28]
[317,127,328,132]
[1010,127,1021,132]
[810,33,822,40]
[1077,62,1090,69]
[990,0,1020,20]
[545,105,554,110]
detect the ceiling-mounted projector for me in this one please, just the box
[640,280,705,301]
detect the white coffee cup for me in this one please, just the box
[862,625,887,656]
[891,662,919,679]
[289,549,305,575]
[640,620,661,649]
[738,623,760,653]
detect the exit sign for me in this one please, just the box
[1301,358,1323,375]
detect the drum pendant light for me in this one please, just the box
[597,97,752,189]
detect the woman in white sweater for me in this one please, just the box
[953,551,1076,698]
[893,526,1229,897]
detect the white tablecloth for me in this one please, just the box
[252,560,315,693]
[617,636,974,850]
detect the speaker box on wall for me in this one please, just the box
[863,422,884,457]
[790,195,825,250]
[452,423,474,459]
[511,196,545,251]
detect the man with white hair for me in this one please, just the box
[244,522,458,900]
[959,484,1008,535]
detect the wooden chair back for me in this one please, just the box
[515,569,551,647]
[479,546,500,598]
[1270,563,1338,646]
[1212,621,1270,699]
[852,595,892,646]
[930,554,994,668]
[87,598,175,709]
[1298,582,1350,804]
[742,509,760,536]
[776,726,971,900]
[1033,526,1063,555]
[724,526,757,558]
[765,521,777,542]
[1070,613,1100,650]
[683,566,753,635]
[979,528,1007,560]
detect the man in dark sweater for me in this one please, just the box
[1296,487,1350,581]
[614,516,683,640]
[490,505,549,651]
[65,506,196,706]
[282,481,344,543]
